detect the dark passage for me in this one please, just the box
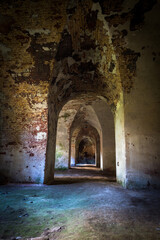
[77,138,95,165]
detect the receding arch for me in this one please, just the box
[70,123,100,168]
[76,137,96,165]
[44,0,125,184]
[45,93,118,184]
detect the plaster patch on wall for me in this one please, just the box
[36,132,47,141]
[26,28,51,36]
[36,126,40,131]
[42,46,50,51]
[32,102,47,109]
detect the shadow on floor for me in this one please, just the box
[54,167,116,184]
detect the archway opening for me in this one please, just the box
[70,122,100,168]
[77,137,96,166]
[49,95,116,182]
[44,0,125,185]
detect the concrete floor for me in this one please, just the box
[54,167,115,182]
[0,168,160,240]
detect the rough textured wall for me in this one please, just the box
[0,0,67,182]
[107,0,160,188]
[123,2,160,188]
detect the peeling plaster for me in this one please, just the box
[26,29,51,36]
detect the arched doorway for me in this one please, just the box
[70,122,100,168]
[77,137,96,165]
[44,0,126,185]
[45,94,117,184]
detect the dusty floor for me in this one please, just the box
[54,167,115,181]
[0,169,160,240]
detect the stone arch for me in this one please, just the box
[44,0,126,184]
[70,123,100,168]
[76,136,96,165]
[45,93,118,184]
